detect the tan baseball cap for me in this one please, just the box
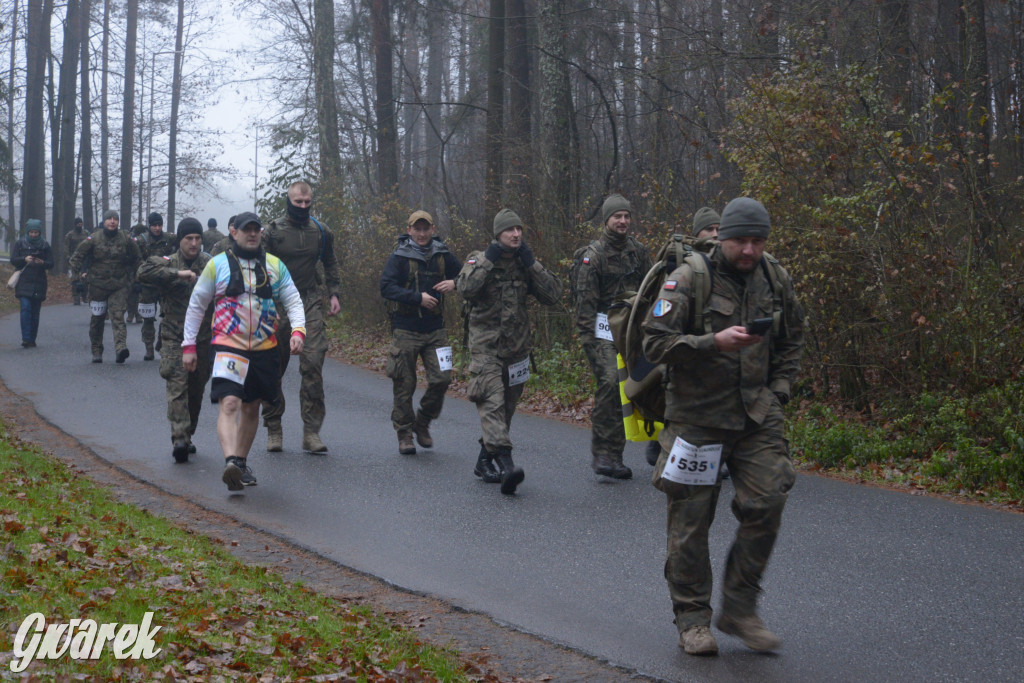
[407,210,434,227]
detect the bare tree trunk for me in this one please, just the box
[80,0,94,231]
[53,0,81,261]
[100,0,109,214]
[6,0,18,244]
[484,0,505,218]
[538,0,573,231]
[373,0,397,192]
[119,0,138,224]
[21,0,52,233]
[423,0,444,209]
[167,0,184,231]
[400,3,420,200]
[313,0,342,182]
[507,0,531,212]
[960,0,994,256]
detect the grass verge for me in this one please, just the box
[0,420,481,681]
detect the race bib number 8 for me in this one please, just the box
[89,300,107,316]
[595,312,614,341]
[435,346,453,372]
[661,437,723,486]
[137,303,157,319]
[212,352,250,386]
[507,357,530,387]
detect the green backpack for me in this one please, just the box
[607,234,790,430]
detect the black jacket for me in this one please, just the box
[10,238,53,301]
[379,236,461,333]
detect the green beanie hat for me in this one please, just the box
[717,197,770,241]
[691,207,721,236]
[493,208,523,237]
[599,194,631,227]
[25,218,42,234]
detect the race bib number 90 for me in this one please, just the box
[435,346,453,372]
[507,357,530,387]
[661,437,723,486]
[595,312,614,341]
[89,300,107,317]
[212,352,250,386]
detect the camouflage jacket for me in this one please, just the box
[640,244,804,430]
[202,228,225,253]
[262,214,341,299]
[136,251,213,344]
[574,231,652,341]
[62,229,87,271]
[456,243,562,363]
[137,230,177,260]
[69,229,142,291]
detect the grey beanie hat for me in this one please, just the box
[717,197,770,241]
[599,194,631,227]
[493,208,523,237]
[691,207,721,236]
[103,209,119,222]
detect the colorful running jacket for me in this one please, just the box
[182,249,306,353]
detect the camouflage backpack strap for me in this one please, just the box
[760,252,788,337]
[683,249,712,336]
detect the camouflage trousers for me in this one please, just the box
[385,328,452,436]
[652,401,796,631]
[467,355,526,453]
[583,339,626,460]
[159,338,212,442]
[262,291,327,433]
[88,284,129,355]
[139,296,159,347]
[126,286,140,323]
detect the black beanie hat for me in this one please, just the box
[177,217,203,239]
[148,212,163,226]
[208,218,217,228]
[717,198,770,241]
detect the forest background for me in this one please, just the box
[1,0,1023,506]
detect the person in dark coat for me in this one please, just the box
[10,218,54,348]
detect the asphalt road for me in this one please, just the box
[3,304,1023,682]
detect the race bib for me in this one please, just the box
[212,352,250,385]
[435,346,453,372]
[661,437,723,486]
[507,357,530,387]
[595,312,614,341]
[137,303,157,319]
[89,300,107,316]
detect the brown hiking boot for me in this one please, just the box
[679,625,718,656]
[302,431,328,454]
[266,424,283,452]
[715,613,781,652]
[398,433,416,455]
[413,417,433,448]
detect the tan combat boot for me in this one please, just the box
[679,625,718,656]
[413,416,433,448]
[266,423,283,452]
[398,432,416,455]
[302,431,328,454]
[715,613,781,652]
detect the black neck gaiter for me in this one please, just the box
[286,197,310,223]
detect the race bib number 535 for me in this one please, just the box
[661,437,722,486]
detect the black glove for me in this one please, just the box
[517,242,535,268]
[774,391,789,406]
[484,242,505,263]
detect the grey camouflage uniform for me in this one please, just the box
[641,242,804,633]
[137,251,213,443]
[575,232,652,464]
[69,229,142,358]
[457,244,562,453]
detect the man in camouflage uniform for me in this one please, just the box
[136,218,212,462]
[63,217,88,305]
[209,215,235,256]
[691,207,720,240]
[261,181,342,453]
[574,194,652,480]
[379,210,462,455]
[70,210,142,364]
[203,217,226,253]
[641,197,804,656]
[136,212,177,360]
[457,208,562,494]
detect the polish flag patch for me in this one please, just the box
[467,259,477,265]
[663,280,677,291]
[582,257,591,265]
